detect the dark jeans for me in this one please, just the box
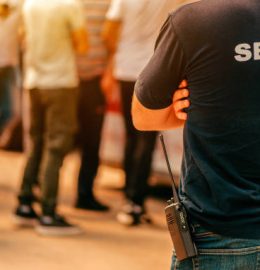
[77,77,106,199]
[171,222,260,270]
[0,66,15,130]
[119,80,157,206]
[19,88,78,215]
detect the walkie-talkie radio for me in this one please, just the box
[159,134,197,261]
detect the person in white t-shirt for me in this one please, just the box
[103,0,180,226]
[14,0,88,236]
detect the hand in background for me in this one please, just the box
[100,67,118,105]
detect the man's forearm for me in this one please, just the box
[132,93,185,131]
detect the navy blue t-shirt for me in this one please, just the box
[135,0,260,239]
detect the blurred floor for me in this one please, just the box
[0,150,172,270]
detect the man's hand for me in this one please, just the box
[173,80,190,120]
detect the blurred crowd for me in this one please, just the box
[0,0,189,236]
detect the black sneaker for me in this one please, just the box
[116,201,152,226]
[13,204,39,226]
[35,214,83,236]
[75,196,109,212]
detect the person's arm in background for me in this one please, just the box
[101,21,120,102]
[100,57,118,104]
[101,0,122,102]
[102,20,121,55]
[71,28,89,55]
[102,0,122,55]
[68,1,89,55]
[132,81,189,131]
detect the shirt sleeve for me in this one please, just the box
[106,0,123,21]
[134,15,187,110]
[66,0,85,31]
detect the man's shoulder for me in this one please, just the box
[161,0,202,38]
[169,0,258,33]
[168,0,244,36]
[168,0,205,25]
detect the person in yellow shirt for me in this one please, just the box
[14,0,88,236]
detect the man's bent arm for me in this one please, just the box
[132,92,186,131]
[130,16,188,131]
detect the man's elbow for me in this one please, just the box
[132,115,149,131]
[131,93,158,131]
[132,95,150,130]
[131,109,158,131]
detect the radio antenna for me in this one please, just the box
[159,133,180,203]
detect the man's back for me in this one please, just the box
[135,0,260,239]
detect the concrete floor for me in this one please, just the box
[0,150,173,270]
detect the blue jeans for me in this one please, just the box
[171,222,260,270]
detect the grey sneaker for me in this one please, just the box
[35,214,83,236]
[13,204,39,226]
[117,202,152,226]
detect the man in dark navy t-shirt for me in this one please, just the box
[132,0,260,268]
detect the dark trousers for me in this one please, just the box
[19,88,78,215]
[119,81,157,206]
[77,77,106,198]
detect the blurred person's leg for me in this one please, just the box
[118,81,157,225]
[14,89,44,225]
[35,88,82,236]
[119,81,139,192]
[18,89,44,204]
[125,132,157,206]
[76,77,108,211]
[39,88,78,216]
